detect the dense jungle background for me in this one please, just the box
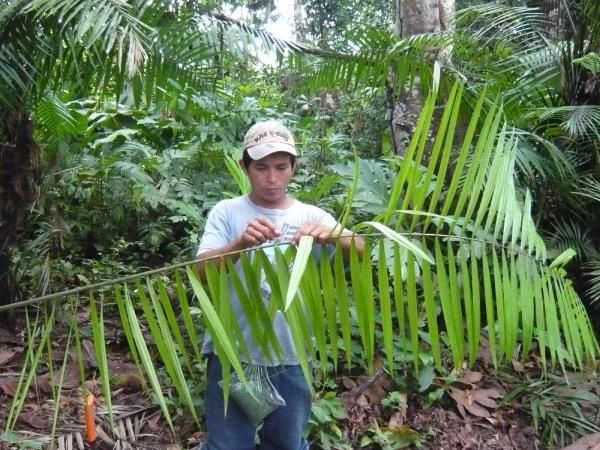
[0,0,599,448]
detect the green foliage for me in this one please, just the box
[4,306,55,434]
[2,0,600,447]
[505,374,600,448]
[298,0,393,49]
[574,52,600,75]
[360,425,426,450]
[5,74,594,449]
[0,0,151,105]
[15,73,299,295]
[186,84,599,382]
[309,391,351,450]
[0,432,42,449]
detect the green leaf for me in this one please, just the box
[285,236,314,311]
[174,271,203,365]
[550,249,577,268]
[377,240,394,375]
[320,250,339,371]
[92,128,138,147]
[89,293,114,430]
[186,267,248,389]
[418,365,435,392]
[122,286,175,433]
[359,222,434,264]
[334,242,353,370]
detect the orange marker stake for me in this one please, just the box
[84,394,97,443]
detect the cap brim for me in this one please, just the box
[246,142,297,160]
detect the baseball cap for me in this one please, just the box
[243,120,297,160]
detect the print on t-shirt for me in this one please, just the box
[271,223,297,246]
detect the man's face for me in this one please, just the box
[242,152,295,207]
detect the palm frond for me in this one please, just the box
[35,93,80,138]
[211,12,339,59]
[545,218,595,261]
[133,13,222,106]
[0,0,153,106]
[573,52,600,75]
[299,31,449,93]
[525,105,600,142]
[584,259,600,304]
[512,130,575,180]
[455,5,549,54]
[185,83,597,377]
[2,80,599,434]
[453,4,559,110]
[25,0,152,73]
[573,175,600,204]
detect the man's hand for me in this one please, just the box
[292,223,341,245]
[292,223,365,258]
[196,217,280,281]
[238,217,281,248]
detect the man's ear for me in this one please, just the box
[239,159,248,174]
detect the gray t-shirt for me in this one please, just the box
[197,195,339,366]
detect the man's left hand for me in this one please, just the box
[292,223,342,245]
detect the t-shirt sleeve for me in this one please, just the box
[307,206,350,258]
[196,202,232,256]
[311,206,349,232]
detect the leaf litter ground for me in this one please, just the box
[0,312,593,450]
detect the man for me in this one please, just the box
[196,120,364,450]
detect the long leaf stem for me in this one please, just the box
[0,231,568,312]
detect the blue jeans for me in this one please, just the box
[202,354,311,450]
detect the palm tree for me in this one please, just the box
[0,0,150,305]
[286,0,600,312]
[451,1,600,324]
[0,0,227,305]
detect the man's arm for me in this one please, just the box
[292,223,365,259]
[196,217,280,281]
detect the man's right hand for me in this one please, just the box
[238,217,280,248]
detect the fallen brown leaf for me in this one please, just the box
[340,391,355,411]
[461,370,483,384]
[471,388,501,408]
[512,358,525,372]
[360,374,391,404]
[0,376,18,396]
[81,339,97,367]
[388,411,406,428]
[355,394,369,407]
[145,411,162,433]
[0,327,21,345]
[341,377,356,389]
[476,336,492,367]
[449,387,500,419]
[41,361,81,391]
[19,407,47,429]
[455,401,467,419]
[0,346,22,366]
[559,432,600,450]
[36,373,53,394]
[340,369,390,412]
[463,401,491,418]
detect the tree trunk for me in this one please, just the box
[530,0,564,39]
[388,0,454,155]
[397,0,446,35]
[0,107,39,308]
